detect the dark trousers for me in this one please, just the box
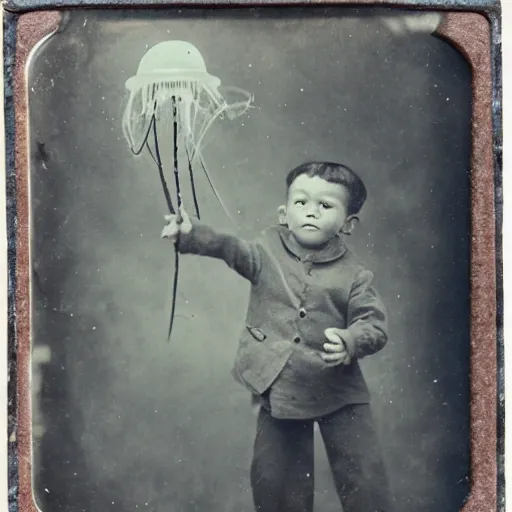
[250,404,392,512]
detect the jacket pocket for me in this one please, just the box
[233,329,293,396]
[246,325,266,342]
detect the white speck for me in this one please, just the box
[301,122,304,125]
[74,473,77,476]
[83,19,87,27]
[155,410,158,413]
[102,96,105,100]
[45,488,50,493]
[92,326,96,330]
[306,473,310,477]
[389,400,393,404]
[70,313,73,317]
[112,502,115,505]
[433,379,438,383]
[61,366,64,370]
[300,88,304,92]
[397,294,400,298]
[31,87,35,93]
[248,64,252,68]
[50,79,54,87]
[446,97,450,101]
[434,84,438,88]
[237,210,241,214]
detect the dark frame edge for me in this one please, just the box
[3,5,504,512]
[1,0,502,17]
[4,8,20,512]
[489,8,505,512]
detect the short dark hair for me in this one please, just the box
[286,161,367,216]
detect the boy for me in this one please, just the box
[162,162,392,512]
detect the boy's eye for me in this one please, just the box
[295,200,306,206]
[320,202,333,209]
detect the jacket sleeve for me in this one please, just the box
[338,269,388,360]
[176,220,262,285]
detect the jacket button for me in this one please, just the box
[293,336,301,344]
[299,308,307,318]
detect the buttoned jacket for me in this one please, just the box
[178,221,388,419]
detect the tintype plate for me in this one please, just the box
[4,2,503,512]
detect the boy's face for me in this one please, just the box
[280,175,357,248]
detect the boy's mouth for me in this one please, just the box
[302,223,319,230]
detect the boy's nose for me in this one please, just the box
[306,209,320,218]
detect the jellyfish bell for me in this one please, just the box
[122,40,251,158]
[126,40,221,91]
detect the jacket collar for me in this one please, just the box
[275,225,348,264]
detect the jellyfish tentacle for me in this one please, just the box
[195,149,237,228]
[152,114,176,215]
[121,91,135,147]
[191,82,200,139]
[185,143,201,219]
[220,85,254,118]
[172,96,182,210]
[168,249,180,341]
[122,87,157,156]
[186,82,226,164]
[189,106,228,165]
[166,95,183,341]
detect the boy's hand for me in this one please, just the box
[161,207,192,243]
[322,328,351,366]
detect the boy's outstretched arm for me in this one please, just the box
[161,209,262,285]
[331,270,388,361]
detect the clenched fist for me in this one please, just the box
[161,207,193,243]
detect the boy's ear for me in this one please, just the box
[277,205,287,225]
[340,215,359,235]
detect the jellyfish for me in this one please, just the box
[122,40,253,339]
